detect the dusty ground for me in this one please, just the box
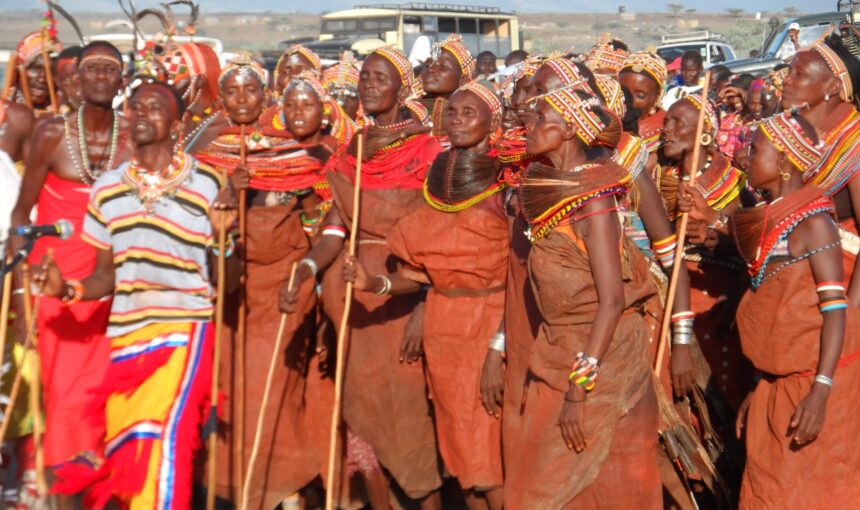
[0,9,798,58]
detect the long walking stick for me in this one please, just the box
[0,258,12,372]
[17,65,33,109]
[207,176,230,510]
[40,33,59,115]
[235,124,248,501]
[22,264,46,496]
[654,72,711,372]
[325,131,364,510]
[240,263,298,510]
[1,52,17,100]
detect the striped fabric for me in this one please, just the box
[82,157,222,337]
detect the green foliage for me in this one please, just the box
[667,2,684,15]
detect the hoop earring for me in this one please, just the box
[700,133,712,146]
[780,170,791,181]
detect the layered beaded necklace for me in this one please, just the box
[64,103,120,185]
[122,150,193,213]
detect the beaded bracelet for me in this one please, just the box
[322,225,347,238]
[816,281,845,293]
[211,237,236,258]
[653,234,677,269]
[671,311,695,323]
[819,298,848,313]
[61,280,84,305]
[568,352,599,393]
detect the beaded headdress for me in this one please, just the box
[369,45,415,99]
[586,33,629,74]
[283,71,356,146]
[160,42,221,98]
[322,51,360,93]
[16,31,61,67]
[284,45,322,72]
[457,80,503,122]
[758,110,822,173]
[620,51,668,104]
[810,42,854,101]
[434,34,476,85]
[542,57,596,95]
[595,75,626,118]
[543,88,609,146]
[218,52,268,90]
[679,93,718,139]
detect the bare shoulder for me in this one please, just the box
[4,101,34,124]
[29,116,67,154]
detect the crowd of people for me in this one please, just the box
[0,5,859,510]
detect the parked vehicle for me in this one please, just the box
[656,31,737,67]
[725,11,849,76]
[279,2,520,61]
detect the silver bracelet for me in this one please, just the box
[672,332,693,346]
[375,275,392,296]
[489,332,506,353]
[299,258,318,278]
[814,374,834,387]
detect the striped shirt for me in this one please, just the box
[82,157,223,337]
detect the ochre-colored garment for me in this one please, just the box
[215,205,320,509]
[736,258,860,509]
[321,133,443,498]
[505,224,661,509]
[501,210,541,469]
[29,172,111,467]
[387,195,508,489]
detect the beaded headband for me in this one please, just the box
[458,80,503,122]
[543,57,596,95]
[404,99,431,126]
[284,45,322,72]
[543,88,608,146]
[810,42,853,101]
[620,51,668,104]
[758,110,822,173]
[369,45,415,98]
[283,72,356,145]
[283,72,329,102]
[322,51,360,91]
[434,34,476,85]
[595,75,626,118]
[586,34,629,74]
[16,31,60,67]
[218,52,268,90]
[679,93,718,138]
[79,53,122,68]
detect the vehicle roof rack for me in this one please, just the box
[661,30,725,44]
[356,3,503,14]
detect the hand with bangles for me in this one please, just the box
[788,382,831,447]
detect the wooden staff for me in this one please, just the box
[655,72,712,373]
[1,52,17,100]
[39,33,59,115]
[22,264,46,496]
[17,65,33,109]
[206,175,230,510]
[325,131,364,510]
[240,263,297,510]
[0,259,12,370]
[235,123,247,500]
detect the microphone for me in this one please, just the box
[11,220,74,240]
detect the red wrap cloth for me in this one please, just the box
[28,173,111,467]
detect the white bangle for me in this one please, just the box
[814,374,834,388]
[672,332,693,346]
[375,275,392,296]
[489,332,506,353]
[299,258,318,278]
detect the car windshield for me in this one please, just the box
[657,44,705,63]
[768,23,835,58]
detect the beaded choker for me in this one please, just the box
[122,151,193,212]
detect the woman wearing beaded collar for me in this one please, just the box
[504,83,662,509]
[421,34,476,144]
[196,53,338,510]
[344,80,507,510]
[732,110,860,509]
[8,42,132,505]
[781,33,860,307]
[280,45,443,510]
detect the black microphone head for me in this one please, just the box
[56,220,74,240]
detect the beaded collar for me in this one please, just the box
[122,151,193,212]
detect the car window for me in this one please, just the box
[711,44,725,63]
[776,23,834,59]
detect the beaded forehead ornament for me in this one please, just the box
[218,51,268,90]
[457,80,503,122]
[542,57,596,95]
[369,45,415,98]
[595,74,626,118]
[586,33,629,74]
[434,34,476,85]
[758,110,822,173]
[810,42,854,101]
[284,44,321,72]
[17,31,61,67]
[543,88,608,146]
[620,51,668,104]
[322,51,360,92]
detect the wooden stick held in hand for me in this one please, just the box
[655,72,712,373]
[240,263,297,510]
[235,123,248,501]
[325,131,364,510]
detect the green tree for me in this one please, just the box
[726,8,745,17]
[667,2,684,16]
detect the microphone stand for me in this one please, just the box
[0,238,35,279]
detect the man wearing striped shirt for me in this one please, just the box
[38,81,238,510]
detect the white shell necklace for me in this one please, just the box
[64,103,120,185]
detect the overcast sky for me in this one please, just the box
[0,0,824,14]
